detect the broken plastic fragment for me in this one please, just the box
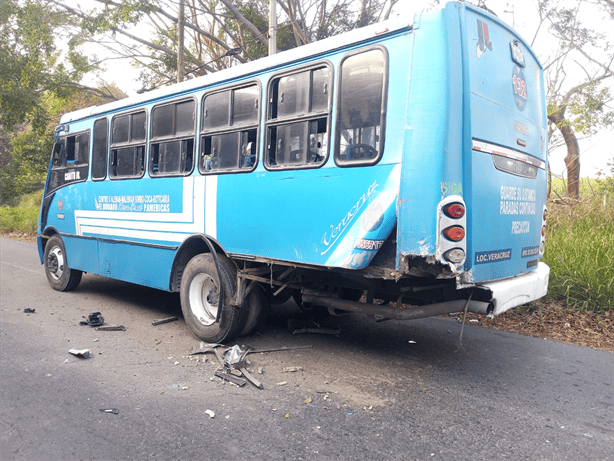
[205,409,215,418]
[283,366,303,372]
[99,408,119,414]
[23,308,35,314]
[222,345,247,369]
[69,348,91,359]
[79,312,104,327]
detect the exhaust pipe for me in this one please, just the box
[301,295,491,321]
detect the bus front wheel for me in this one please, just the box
[44,235,82,292]
[180,253,247,343]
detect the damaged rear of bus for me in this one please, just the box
[299,2,549,320]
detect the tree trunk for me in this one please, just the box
[548,111,580,198]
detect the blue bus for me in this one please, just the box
[38,2,550,343]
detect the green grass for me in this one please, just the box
[543,178,614,312]
[0,190,42,234]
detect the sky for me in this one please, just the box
[87,0,613,178]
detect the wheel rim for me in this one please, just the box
[188,273,219,326]
[47,246,65,281]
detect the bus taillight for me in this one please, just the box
[443,225,465,242]
[443,248,466,263]
[539,205,547,257]
[443,202,465,219]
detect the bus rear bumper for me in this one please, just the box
[478,262,550,316]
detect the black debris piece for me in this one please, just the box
[23,308,36,314]
[80,312,104,327]
[152,316,178,326]
[96,325,126,331]
[214,371,246,387]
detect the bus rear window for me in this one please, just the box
[266,65,331,169]
[335,48,387,166]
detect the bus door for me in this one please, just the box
[462,6,548,283]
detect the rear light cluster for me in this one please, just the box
[443,202,465,219]
[540,205,547,256]
[442,225,465,242]
[442,202,466,243]
[438,199,467,265]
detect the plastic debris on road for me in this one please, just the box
[79,312,104,327]
[99,408,119,414]
[96,325,125,331]
[69,348,91,359]
[205,410,215,418]
[283,366,303,372]
[292,328,340,336]
[152,316,178,326]
[23,308,35,314]
[222,345,247,369]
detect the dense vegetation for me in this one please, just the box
[2,177,612,312]
[542,177,614,312]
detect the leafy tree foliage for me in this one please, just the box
[48,0,391,90]
[540,0,613,197]
[0,0,124,204]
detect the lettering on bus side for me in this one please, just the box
[94,194,170,213]
[475,249,512,264]
[521,246,540,258]
[441,182,462,195]
[500,186,536,215]
[320,180,378,255]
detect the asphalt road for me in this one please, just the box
[1,237,612,461]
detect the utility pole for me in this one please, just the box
[504,3,515,29]
[269,0,277,55]
[178,0,185,82]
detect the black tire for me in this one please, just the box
[44,235,82,292]
[265,285,293,305]
[239,284,270,337]
[180,253,247,343]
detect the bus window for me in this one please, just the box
[91,118,108,180]
[335,48,387,166]
[150,99,195,176]
[266,65,331,169]
[200,83,259,173]
[110,110,147,179]
[47,131,90,194]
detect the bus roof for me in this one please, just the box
[60,14,416,124]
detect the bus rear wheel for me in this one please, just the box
[44,235,82,292]
[180,253,247,343]
[239,284,269,337]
